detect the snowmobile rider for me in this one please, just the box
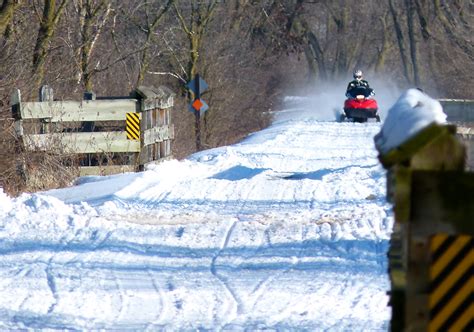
[345,69,375,98]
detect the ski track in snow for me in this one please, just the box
[0,113,393,330]
[210,219,239,326]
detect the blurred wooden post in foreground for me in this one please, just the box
[375,123,474,332]
[11,85,175,179]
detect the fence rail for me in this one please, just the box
[16,99,140,122]
[11,85,175,177]
[439,98,474,123]
[440,98,474,170]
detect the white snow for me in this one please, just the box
[0,94,405,330]
[374,88,447,153]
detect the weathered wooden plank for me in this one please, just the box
[438,99,474,123]
[392,166,412,223]
[404,294,429,332]
[21,99,139,122]
[143,124,174,145]
[135,85,174,110]
[457,126,474,136]
[410,171,474,235]
[22,132,140,153]
[79,165,137,176]
[457,127,474,170]
[14,120,23,136]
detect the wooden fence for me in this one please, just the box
[376,123,473,331]
[11,85,174,176]
[440,99,474,170]
[439,99,474,123]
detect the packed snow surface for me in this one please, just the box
[0,96,396,330]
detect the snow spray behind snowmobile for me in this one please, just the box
[340,86,381,123]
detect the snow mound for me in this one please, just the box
[374,89,447,154]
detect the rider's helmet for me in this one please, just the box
[353,69,363,81]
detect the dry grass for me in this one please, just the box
[0,117,80,196]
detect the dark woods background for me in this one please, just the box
[0,0,472,194]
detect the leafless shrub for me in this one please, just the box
[0,0,472,195]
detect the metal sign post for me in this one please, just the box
[186,74,209,151]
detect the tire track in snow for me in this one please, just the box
[40,225,115,321]
[247,222,307,315]
[210,219,239,326]
[45,261,58,314]
[44,227,84,315]
[113,272,126,322]
[13,267,34,313]
[144,270,165,330]
[209,176,269,325]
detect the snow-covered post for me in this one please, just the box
[374,89,474,332]
[133,86,175,169]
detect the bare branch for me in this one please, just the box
[147,71,187,84]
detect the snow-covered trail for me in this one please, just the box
[0,231,389,330]
[0,115,393,330]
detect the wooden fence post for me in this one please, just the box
[376,123,474,331]
[134,86,175,170]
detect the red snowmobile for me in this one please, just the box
[340,86,380,123]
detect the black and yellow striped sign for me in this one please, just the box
[126,112,140,140]
[429,234,473,332]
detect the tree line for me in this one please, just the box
[0,0,471,194]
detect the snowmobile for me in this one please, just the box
[339,86,380,123]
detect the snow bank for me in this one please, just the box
[374,89,447,154]
[0,109,392,330]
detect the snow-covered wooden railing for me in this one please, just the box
[375,90,473,332]
[11,85,175,176]
[439,99,474,169]
[438,98,474,123]
[456,126,474,170]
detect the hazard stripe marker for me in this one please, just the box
[126,112,140,140]
[428,234,473,332]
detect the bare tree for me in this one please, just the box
[388,0,411,83]
[0,0,22,36]
[74,0,112,92]
[32,0,68,90]
[433,0,473,59]
[135,0,174,86]
[405,0,421,86]
[173,0,219,151]
[374,11,392,73]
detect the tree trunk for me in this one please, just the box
[136,0,174,86]
[414,0,431,40]
[174,0,218,152]
[75,0,112,92]
[0,0,21,36]
[388,0,412,83]
[405,0,421,86]
[306,31,327,80]
[32,0,68,90]
[374,13,391,73]
[434,0,474,58]
[333,5,349,76]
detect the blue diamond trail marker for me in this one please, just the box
[186,74,209,114]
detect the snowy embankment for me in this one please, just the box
[0,96,394,330]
